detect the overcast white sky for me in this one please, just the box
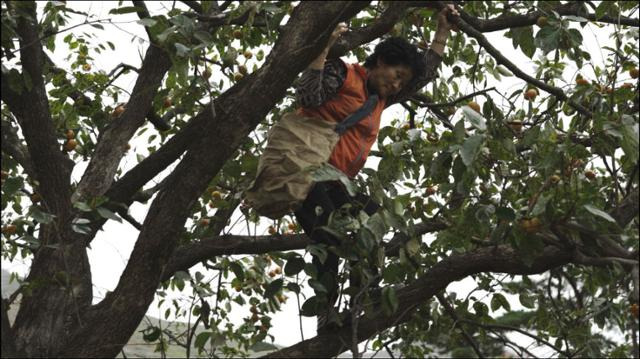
[2,1,632,355]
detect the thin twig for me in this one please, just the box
[436,293,484,358]
[459,319,568,356]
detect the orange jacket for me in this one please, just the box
[297,62,386,178]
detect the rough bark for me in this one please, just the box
[58,3,368,357]
[4,3,90,357]
[2,1,636,358]
[72,44,172,203]
[412,1,639,31]
[162,218,448,282]
[264,245,574,358]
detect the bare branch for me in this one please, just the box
[439,2,593,118]
[411,1,639,31]
[436,293,485,358]
[413,87,496,108]
[458,319,568,356]
[163,218,448,282]
[9,1,73,223]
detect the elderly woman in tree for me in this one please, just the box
[292,4,460,333]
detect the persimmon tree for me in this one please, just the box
[1,1,638,358]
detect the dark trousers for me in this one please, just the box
[294,181,380,308]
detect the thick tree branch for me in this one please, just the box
[132,1,153,42]
[264,244,574,358]
[412,2,639,31]
[163,218,448,282]
[180,1,202,14]
[162,234,312,282]
[61,3,370,357]
[1,299,21,358]
[9,1,73,228]
[72,44,172,203]
[103,111,207,211]
[265,185,636,357]
[103,1,418,212]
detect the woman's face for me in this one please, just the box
[368,57,413,99]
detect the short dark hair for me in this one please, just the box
[363,37,426,82]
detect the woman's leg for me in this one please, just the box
[294,182,342,308]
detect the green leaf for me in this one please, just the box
[496,207,516,221]
[382,286,399,315]
[229,262,244,281]
[194,331,211,349]
[265,278,283,298]
[174,271,190,281]
[310,164,357,196]
[286,282,300,294]
[73,201,92,212]
[365,212,387,240]
[583,204,616,223]
[405,239,420,256]
[430,151,452,183]
[534,26,561,54]
[96,207,122,222]
[2,177,23,197]
[621,115,639,164]
[307,244,328,265]
[174,42,190,57]
[30,207,56,224]
[284,256,305,276]
[595,1,613,19]
[71,224,91,235]
[491,293,511,312]
[496,65,513,76]
[142,326,161,342]
[301,296,319,316]
[308,278,327,293]
[460,135,485,167]
[519,293,536,308]
[530,194,549,216]
[473,301,489,317]
[194,30,213,44]
[137,18,157,27]
[510,26,535,58]
[461,107,487,131]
